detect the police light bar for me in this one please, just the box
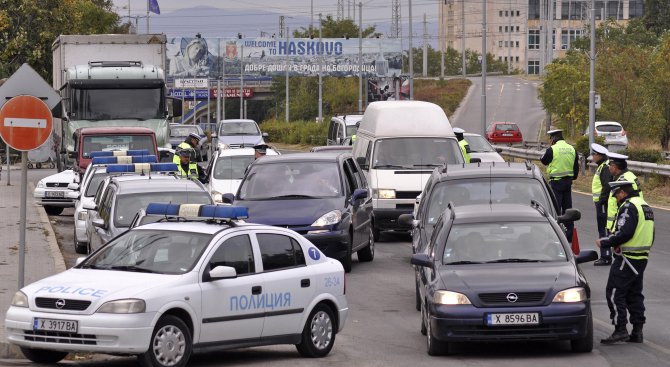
[145,203,249,220]
[90,149,151,158]
[92,155,158,165]
[106,163,178,173]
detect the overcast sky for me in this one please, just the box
[111,0,440,41]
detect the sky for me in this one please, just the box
[111,0,440,43]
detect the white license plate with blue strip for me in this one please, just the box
[33,318,78,333]
[486,313,539,326]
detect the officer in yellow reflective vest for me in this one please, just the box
[453,127,471,163]
[173,132,201,165]
[176,148,207,183]
[605,152,643,234]
[596,180,654,345]
[591,143,613,266]
[540,129,579,241]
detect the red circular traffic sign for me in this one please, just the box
[0,95,53,151]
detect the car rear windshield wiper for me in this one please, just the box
[445,260,484,265]
[486,258,545,263]
[109,265,158,273]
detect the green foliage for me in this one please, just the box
[292,15,380,39]
[574,135,606,157]
[643,0,670,36]
[414,78,472,116]
[622,148,664,164]
[261,119,329,145]
[402,46,512,77]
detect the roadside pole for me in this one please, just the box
[19,152,26,287]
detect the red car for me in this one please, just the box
[486,122,523,144]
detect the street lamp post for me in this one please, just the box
[409,0,414,100]
[286,26,290,122]
[318,13,323,123]
[481,0,487,135]
[588,0,596,147]
[358,2,363,111]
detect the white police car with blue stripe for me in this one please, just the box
[5,204,348,367]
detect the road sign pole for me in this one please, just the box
[5,146,9,186]
[18,151,27,288]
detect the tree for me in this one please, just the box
[0,0,124,80]
[293,15,380,39]
[643,34,670,149]
[539,58,589,136]
[644,0,670,36]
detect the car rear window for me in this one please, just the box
[596,124,623,132]
[214,155,255,180]
[495,124,519,131]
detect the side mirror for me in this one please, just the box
[356,156,368,170]
[91,218,106,229]
[68,183,80,191]
[470,157,482,163]
[398,213,415,227]
[558,208,581,223]
[495,148,503,153]
[262,132,269,138]
[575,250,598,264]
[222,193,235,204]
[410,253,433,268]
[66,191,80,200]
[209,265,237,279]
[351,188,368,201]
[83,202,97,211]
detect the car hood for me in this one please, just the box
[211,179,242,197]
[41,170,77,184]
[437,262,578,299]
[219,135,263,147]
[238,197,344,226]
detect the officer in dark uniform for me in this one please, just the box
[605,152,643,235]
[173,132,202,164]
[253,144,269,160]
[591,143,613,265]
[453,127,471,163]
[540,129,579,241]
[176,148,208,184]
[596,180,654,344]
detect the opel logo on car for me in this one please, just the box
[506,293,518,303]
[55,299,66,309]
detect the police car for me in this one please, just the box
[5,204,348,367]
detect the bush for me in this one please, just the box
[574,135,606,157]
[622,147,664,163]
[261,119,328,146]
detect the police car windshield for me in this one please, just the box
[426,178,551,226]
[443,222,567,265]
[464,135,495,153]
[214,155,255,180]
[372,138,462,169]
[219,122,260,136]
[114,192,213,228]
[85,173,112,197]
[239,162,341,200]
[80,229,212,275]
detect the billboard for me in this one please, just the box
[166,36,403,80]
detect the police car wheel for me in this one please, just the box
[357,226,375,262]
[415,280,421,312]
[74,228,88,254]
[19,347,68,364]
[44,206,64,216]
[138,315,192,367]
[296,304,336,358]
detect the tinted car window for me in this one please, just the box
[596,124,623,132]
[219,121,260,136]
[373,137,462,169]
[214,155,255,180]
[240,162,342,199]
[495,124,519,131]
[86,173,111,197]
[257,234,305,271]
[426,178,551,226]
[114,191,212,227]
[82,135,155,158]
[209,235,255,275]
[442,222,566,264]
[464,135,496,152]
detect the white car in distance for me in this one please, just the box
[33,170,79,216]
[207,146,279,203]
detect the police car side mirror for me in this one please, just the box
[83,202,97,211]
[262,132,269,138]
[68,183,80,191]
[91,218,106,230]
[222,193,235,204]
[398,214,415,227]
[495,147,503,153]
[209,265,237,279]
[575,250,598,264]
[558,208,581,224]
[410,253,433,268]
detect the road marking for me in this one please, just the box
[3,117,47,128]
[593,316,670,356]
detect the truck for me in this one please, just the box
[52,34,180,171]
[72,127,159,173]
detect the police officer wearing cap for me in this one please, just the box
[253,144,269,160]
[540,129,579,241]
[591,143,613,265]
[453,127,471,163]
[606,152,643,235]
[176,148,208,184]
[173,132,202,165]
[596,180,654,344]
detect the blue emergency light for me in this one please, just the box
[90,149,151,158]
[146,203,249,220]
[106,163,178,173]
[91,155,158,165]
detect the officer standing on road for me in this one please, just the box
[176,148,208,184]
[592,143,613,266]
[253,144,269,160]
[453,127,471,163]
[596,180,654,344]
[173,132,202,164]
[606,152,643,234]
[540,129,579,241]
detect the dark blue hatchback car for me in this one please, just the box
[228,152,374,272]
[411,203,598,355]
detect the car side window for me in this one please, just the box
[342,161,357,196]
[257,233,306,271]
[98,187,115,224]
[209,234,255,276]
[345,159,363,188]
[328,120,336,141]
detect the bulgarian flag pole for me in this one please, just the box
[147,0,160,33]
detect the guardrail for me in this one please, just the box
[494,144,670,181]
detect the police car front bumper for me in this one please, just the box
[5,306,157,354]
[303,229,350,260]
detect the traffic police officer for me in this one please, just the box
[173,132,201,164]
[176,148,207,183]
[253,144,269,160]
[596,180,654,344]
[606,152,643,234]
[453,127,471,163]
[540,129,579,241]
[592,143,613,265]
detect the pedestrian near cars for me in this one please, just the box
[591,143,613,266]
[176,148,208,184]
[453,127,471,163]
[596,180,654,344]
[606,152,643,234]
[173,132,202,164]
[540,129,579,242]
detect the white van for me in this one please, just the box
[352,101,464,239]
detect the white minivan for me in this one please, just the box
[352,101,464,240]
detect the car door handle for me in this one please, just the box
[251,286,262,295]
[301,279,310,288]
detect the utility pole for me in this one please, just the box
[440,2,444,78]
[423,13,428,77]
[311,0,314,31]
[540,0,545,74]
[318,13,323,123]
[146,0,149,33]
[588,0,596,147]
[286,26,290,122]
[409,0,414,99]
[240,41,244,119]
[279,16,285,38]
[462,0,466,76]
[337,0,344,20]
[508,0,512,73]
[481,0,487,135]
[548,0,554,65]
[358,2,363,111]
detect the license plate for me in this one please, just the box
[486,313,540,326]
[502,133,513,137]
[33,318,78,333]
[45,191,65,198]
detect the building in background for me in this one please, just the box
[440,0,645,75]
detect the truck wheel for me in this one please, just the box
[20,347,68,364]
[27,163,33,169]
[44,206,64,216]
[295,303,336,358]
[137,315,192,367]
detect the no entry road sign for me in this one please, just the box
[0,95,53,151]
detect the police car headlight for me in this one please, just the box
[212,191,223,203]
[77,210,88,221]
[552,287,587,303]
[37,180,45,189]
[374,189,396,199]
[11,291,28,308]
[97,299,146,314]
[433,290,471,305]
[311,210,342,227]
